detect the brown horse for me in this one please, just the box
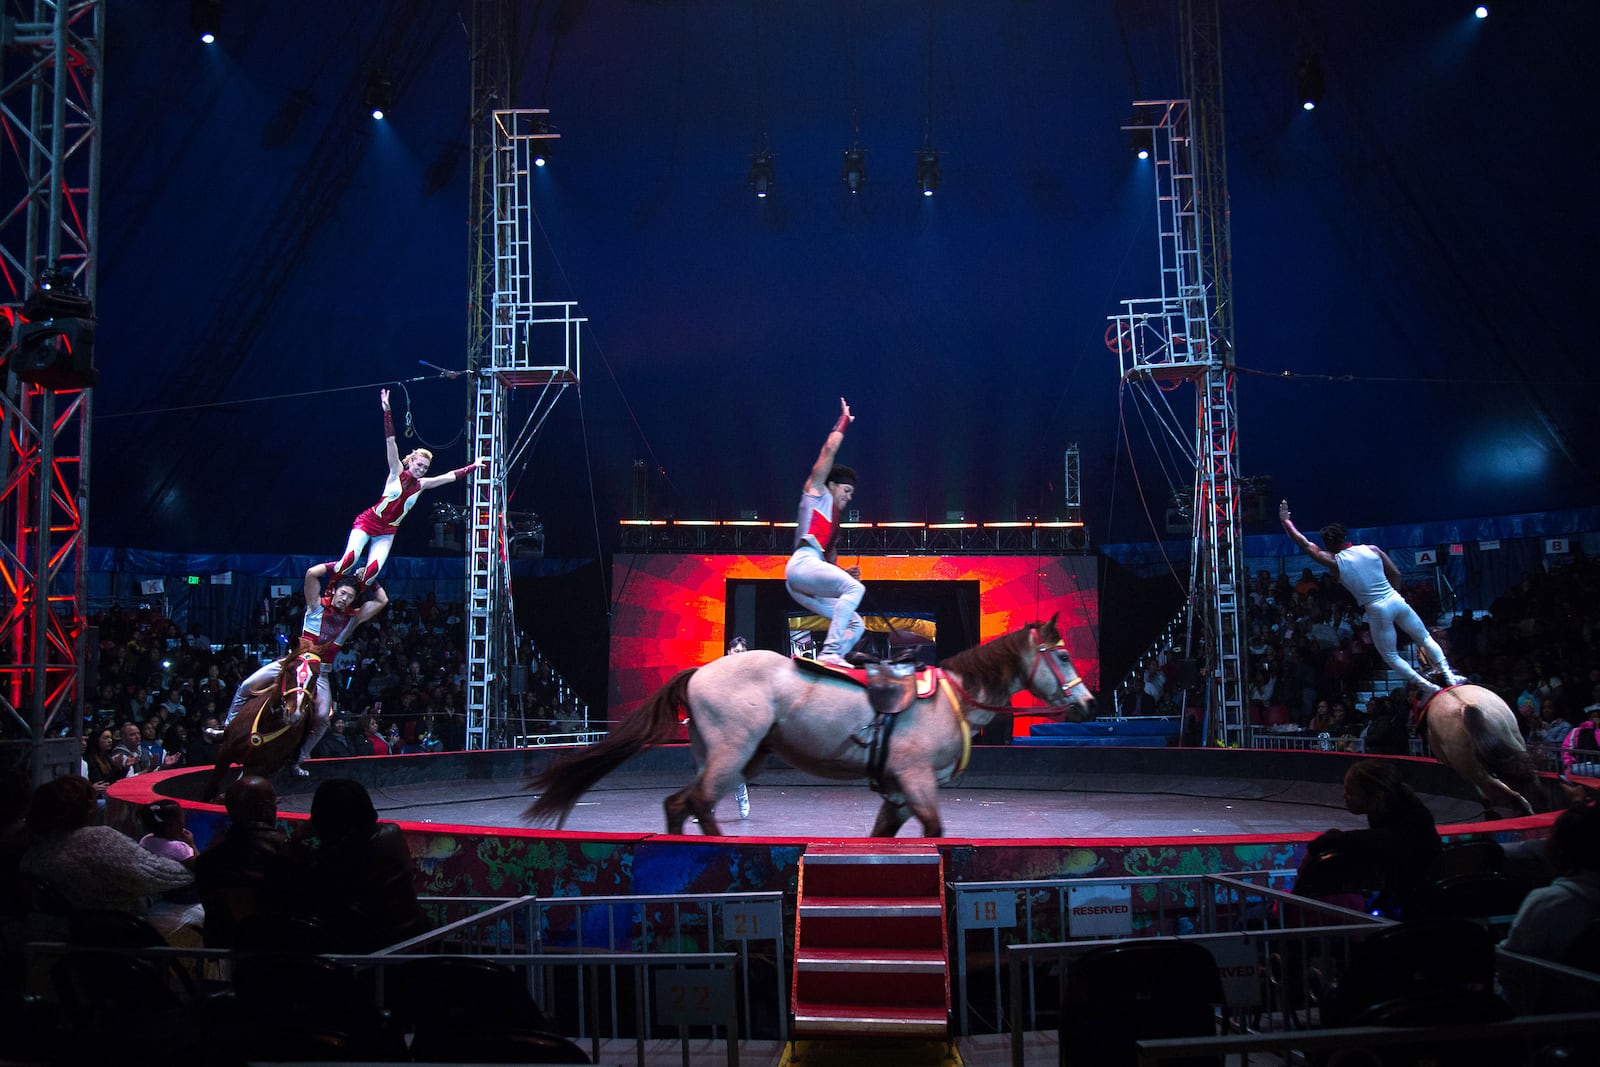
[205,649,324,799]
[525,616,1097,837]
[1422,683,1542,818]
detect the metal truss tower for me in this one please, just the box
[1109,97,1245,747]
[0,0,102,783]
[462,109,578,750]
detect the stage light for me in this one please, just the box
[915,149,940,196]
[11,266,96,390]
[749,150,774,198]
[1475,5,1488,18]
[190,0,220,44]
[1297,55,1324,111]
[365,72,394,120]
[841,146,866,193]
[531,116,556,166]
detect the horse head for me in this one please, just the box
[259,649,323,745]
[1023,614,1098,721]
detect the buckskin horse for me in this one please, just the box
[205,647,325,799]
[1421,682,1543,817]
[525,615,1097,837]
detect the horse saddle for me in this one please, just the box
[794,655,936,717]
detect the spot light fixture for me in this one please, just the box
[1296,54,1324,111]
[190,0,220,44]
[749,149,774,198]
[365,72,395,121]
[531,116,556,166]
[915,149,940,197]
[841,146,866,193]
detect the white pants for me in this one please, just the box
[1365,592,1450,693]
[337,527,395,584]
[225,660,333,762]
[785,548,865,658]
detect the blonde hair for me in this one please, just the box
[403,448,433,467]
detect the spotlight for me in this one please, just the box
[841,146,866,193]
[915,149,940,197]
[365,72,394,121]
[531,116,556,166]
[1475,5,1488,18]
[1128,128,1153,160]
[1296,54,1324,111]
[749,150,775,198]
[190,0,220,44]
[10,266,96,390]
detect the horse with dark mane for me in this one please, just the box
[205,647,324,799]
[1422,683,1543,818]
[525,615,1097,837]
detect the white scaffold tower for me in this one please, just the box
[463,109,581,751]
[1109,99,1246,747]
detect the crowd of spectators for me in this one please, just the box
[47,589,589,779]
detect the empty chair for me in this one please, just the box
[1412,872,1528,926]
[1433,838,1505,880]
[1350,986,1516,1067]
[389,956,586,1064]
[1324,918,1495,1027]
[1059,938,1225,1067]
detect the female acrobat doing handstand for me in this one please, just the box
[330,388,488,585]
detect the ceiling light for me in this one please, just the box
[749,150,775,198]
[365,73,394,121]
[915,150,940,197]
[841,147,866,193]
[190,0,220,44]
[1296,55,1324,112]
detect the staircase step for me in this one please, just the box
[799,896,942,918]
[792,1002,947,1038]
[796,947,947,973]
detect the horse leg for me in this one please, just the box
[897,769,945,838]
[664,787,722,836]
[1474,773,1536,818]
[870,798,911,838]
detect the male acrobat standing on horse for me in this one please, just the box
[211,563,389,774]
[1279,500,1464,697]
[785,397,865,668]
[329,388,489,586]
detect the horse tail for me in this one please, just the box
[523,668,698,824]
[1463,700,1543,811]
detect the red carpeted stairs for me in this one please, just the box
[790,841,950,1038]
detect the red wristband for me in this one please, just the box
[832,415,849,435]
[383,409,395,438]
[451,464,477,480]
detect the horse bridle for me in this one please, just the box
[944,626,1084,714]
[249,652,321,748]
[1025,627,1085,710]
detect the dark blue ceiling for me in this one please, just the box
[89,1,1598,560]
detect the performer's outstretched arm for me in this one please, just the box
[1279,500,1337,570]
[380,388,401,476]
[803,397,852,495]
[417,457,489,492]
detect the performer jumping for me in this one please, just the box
[1279,500,1463,696]
[330,388,488,585]
[785,397,865,667]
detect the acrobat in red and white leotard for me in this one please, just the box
[353,469,424,537]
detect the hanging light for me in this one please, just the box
[841,147,866,193]
[1296,55,1324,112]
[365,72,395,121]
[749,150,775,198]
[915,149,940,197]
[190,0,220,44]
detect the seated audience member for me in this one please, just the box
[1294,759,1441,917]
[310,711,354,759]
[1499,801,1600,1010]
[18,775,201,944]
[281,777,429,951]
[194,775,290,948]
[137,798,196,862]
[84,725,124,802]
[1563,706,1600,777]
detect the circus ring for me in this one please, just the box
[111,744,1565,900]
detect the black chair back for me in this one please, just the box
[1059,938,1225,1067]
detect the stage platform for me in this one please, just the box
[116,744,1562,900]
